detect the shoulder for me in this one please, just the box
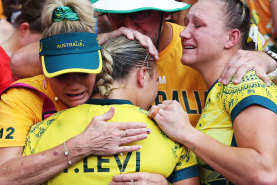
[1,75,53,101]
[221,71,277,119]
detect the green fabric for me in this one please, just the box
[53,6,79,22]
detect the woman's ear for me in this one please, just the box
[137,67,148,88]
[224,29,241,49]
[19,22,30,37]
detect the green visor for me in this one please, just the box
[40,32,102,78]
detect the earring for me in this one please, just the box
[55,96,59,101]
[43,77,48,90]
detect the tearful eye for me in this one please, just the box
[55,73,70,81]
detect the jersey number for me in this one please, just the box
[0,127,15,139]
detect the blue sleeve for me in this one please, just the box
[167,165,199,183]
[231,95,277,122]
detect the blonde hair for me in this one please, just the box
[95,36,155,98]
[41,0,96,37]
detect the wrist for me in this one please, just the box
[265,50,277,80]
[68,136,89,158]
[179,126,199,147]
[265,50,277,72]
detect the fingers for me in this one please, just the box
[148,106,160,118]
[116,144,143,153]
[232,62,252,84]
[124,128,151,137]
[120,132,148,143]
[219,50,272,86]
[256,69,271,86]
[93,107,115,122]
[114,122,147,130]
[219,56,240,85]
[148,100,178,118]
[131,30,158,60]
[122,28,158,60]
[112,173,142,182]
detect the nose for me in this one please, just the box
[65,73,84,90]
[180,25,192,40]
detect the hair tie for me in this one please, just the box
[52,6,79,22]
[247,24,265,51]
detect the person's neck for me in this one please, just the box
[1,30,21,57]
[195,50,237,88]
[157,22,173,53]
[92,81,135,103]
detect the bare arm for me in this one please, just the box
[10,41,42,78]
[10,28,159,78]
[151,101,277,185]
[0,108,150,185]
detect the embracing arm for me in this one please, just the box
[0,108,150,185]
[0,140,86,185]
[10,28,158,79]
[10,41,42,78]
[218,50,277,86]
[98,27,158,60]
[150,101,277,185]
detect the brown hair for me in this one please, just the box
[219,0,254,50]
[14,0,45,33]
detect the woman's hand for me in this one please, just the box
[219,50,276,86]
[109,172,169,185]
[98,27,159,60]
[75,107,151,156]
[148,100,193,144]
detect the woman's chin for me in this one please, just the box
[180,57,196,66]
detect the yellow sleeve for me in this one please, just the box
[23,111,63,156]
[219,71,277,121]
[0,88,43,147]
[167,144,198,183]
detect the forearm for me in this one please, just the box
[10,41,42,78]
[0,137,87,185]
[182,128,275,185]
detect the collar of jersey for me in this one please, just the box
[207,80,219,94]
[85,98,133,105]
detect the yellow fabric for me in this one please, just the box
[0,75,67,147]
[244,0,277,52]
[23,100,198,185]
[0,0,4,19]
[156,22,207,127]
[247,24,265,51]
[196,71,277,184]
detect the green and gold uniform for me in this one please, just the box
[0,75,67,147]
[24,99,198,185]
[196,71,277,185]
